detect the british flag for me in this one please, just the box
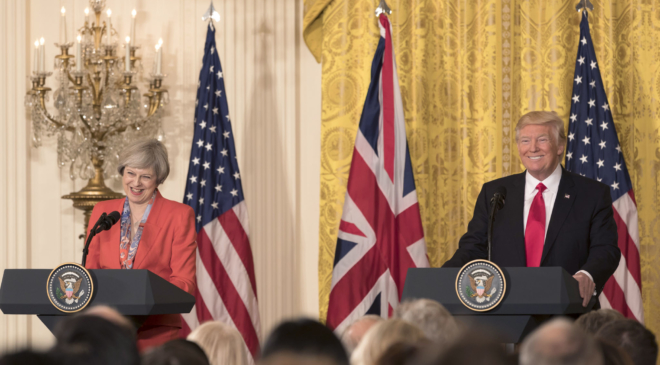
[180,23,261,361]
[565,11,643,322]
[326,14,430,333]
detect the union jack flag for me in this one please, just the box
[180,23,261,361]
[326,14,430,333]
[565,12,643,322]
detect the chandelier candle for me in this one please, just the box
[84,7,89,25]
[60,7,67,44]
[33,40,38,74]
[125,37,131,72]
[76,35,82,72]
[130,9,136,46]
[106,9,112,47]
[155,39,162,74]
[39,37,45,72]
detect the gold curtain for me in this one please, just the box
[304,0,660,336]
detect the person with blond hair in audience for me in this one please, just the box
[187,321,248,365]
[392,298,461,345]
[351,318,427,365]
[340,315,384,355]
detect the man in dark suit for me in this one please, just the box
[443,111,621,307]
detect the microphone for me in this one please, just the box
[95,211,121,234]
[487,187,507,261]
[82,211,121,267]
[490,186,507,210]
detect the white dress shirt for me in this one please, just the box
[523,164,593,282]
[523,163,562,241]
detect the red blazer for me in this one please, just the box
[85,190,197,328]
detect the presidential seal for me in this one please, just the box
[46,263,94,313]
[455,260,506,312]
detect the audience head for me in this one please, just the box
[260,318,348,365]
[597,338,634,365]
[418,330,512,365]
[187,320,247,365]
[373,341,427,365]
[141,339,210,365]
[597,319,658,365]
[0,350,58,365]
[50,314,139,365]
[84,305,135,331]
[340,315,384,355]
[575,309,625,335]
[351,318,427,365]
[392,299,461,344]
[520,317,603,365]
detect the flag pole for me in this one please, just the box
[202,0,220,28]
[375,0,392,17]
[575,0,593,12]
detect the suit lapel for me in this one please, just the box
[132,191,163,269]
[540,169,576,265]
[508,173,527,265]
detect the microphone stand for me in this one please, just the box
[81,213,105,267]
[487,198,504,261]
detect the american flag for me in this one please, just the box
[565,11,643,322]
[326,15,430,333]
[180,23,261,360]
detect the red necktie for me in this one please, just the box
[525,183,547,267]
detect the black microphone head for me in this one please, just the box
[106,211,121,225]
[495,186,507,200]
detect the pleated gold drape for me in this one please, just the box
[303,0,660,335]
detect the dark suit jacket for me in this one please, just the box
[443,168,620,291]
[85,190,197,328]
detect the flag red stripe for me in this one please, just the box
[218,209,258,298]
[195,290,215,324]
[602,275,635,319]
[612,206,642,287]
[379,15,395,182]
[347,150,416,290]
[197,229,260,357]
[339,220,367,238]
[327,247,385,329]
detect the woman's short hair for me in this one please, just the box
[515,111,566,144]
[187,321,247,365]
[351,318,427,365]
[117,139,170,185]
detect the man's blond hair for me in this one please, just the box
[515,111,566,144]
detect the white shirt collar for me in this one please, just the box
[525,163,562,194]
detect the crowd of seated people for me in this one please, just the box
[0,302,657,365]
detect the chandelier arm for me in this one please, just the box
[36,96,74,132]
[65,68,77,85]
[77,114,93,135]
[147,93,161,117]
[86,73,98,102]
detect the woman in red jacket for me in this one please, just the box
[85,139,197,352]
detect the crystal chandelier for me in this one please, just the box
[25,0,168,230]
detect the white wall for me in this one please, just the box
[0,0,320,351]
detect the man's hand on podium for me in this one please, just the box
[573,272,596,307]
